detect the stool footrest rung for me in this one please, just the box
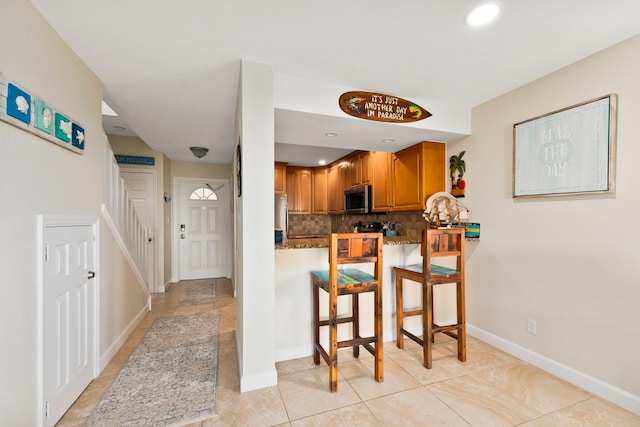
[337,336,377,349]
[399,328,424,346]
[402,309,423,318]
[317,316,355,327]
[362,343,375,356]
[314,343,331,367]
[433,323,463,334]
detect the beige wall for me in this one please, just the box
[449,34,640,405]
[0,1,147,423]
[171,160,231,179]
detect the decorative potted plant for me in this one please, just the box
[449,151,466,197]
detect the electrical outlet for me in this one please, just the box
[527,319,537,335]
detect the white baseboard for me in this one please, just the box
[162,280,175,292]
[467,323,640,416]
[99,303,149,372]
[240,369,278,392]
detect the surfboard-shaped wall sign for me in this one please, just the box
[339,91,431,123]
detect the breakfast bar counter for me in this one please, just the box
[276,235,420,250]
[274,238,460,362]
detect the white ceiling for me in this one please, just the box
[31,1,640,166]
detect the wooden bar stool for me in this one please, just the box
[394,227,465,368]
[311,232,383,392]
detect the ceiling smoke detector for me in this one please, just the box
[190,146,209,158]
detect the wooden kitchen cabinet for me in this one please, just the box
[328,161,349,213]
[274,162,287,193]
[349,154,360,187]
[348,151,372,187]
[371,151,394,212]
[286,167,312,214]
[360,151,372,185]
[312,167,328,214]
[392,141,445,211]
[327,164,339,212]
[393,144,422,210]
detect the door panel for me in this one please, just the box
[179,181,230,280]
[121,170,155,291]
[44,224,95,426]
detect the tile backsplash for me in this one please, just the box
[332,211,427,240]
[287,211,427,240]
[288,214,332,236]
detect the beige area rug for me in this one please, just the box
[85,311,219,426]
[177,279,217,307]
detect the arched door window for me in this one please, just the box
[189,187,218,201]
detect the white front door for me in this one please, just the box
[43,224,96,427]
[179,180,230,280]
[121,170,156,292]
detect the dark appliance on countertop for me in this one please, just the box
[354,221,384,233]
[344,185,372,214]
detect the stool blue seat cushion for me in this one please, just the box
[311,268,375,284]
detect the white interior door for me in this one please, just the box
[121,170,156,292]
[43,224,96,427]
[179,180,230,280]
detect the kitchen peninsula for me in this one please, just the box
[274,236,460,362]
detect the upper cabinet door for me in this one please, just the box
[312,167,328,214]
[360,151,372,185]
[393,144,423,211]
[274,162,287,194]
[371,151,394,211]
[392,141,445,211]
[286,167,312,214]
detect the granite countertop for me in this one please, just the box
[275,235,420,250]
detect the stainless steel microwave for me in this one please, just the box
[344,185,372,214]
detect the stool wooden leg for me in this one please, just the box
[352,294,360,358]
[313,284,320,366]
[329,284,338,392]
[457,280,467,362]
[395,273,404,349]
[374,288,384,382]
[423,280,434,369]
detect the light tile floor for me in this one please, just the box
[58,278,640,426]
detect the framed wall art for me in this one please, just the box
[0,72,85,154]
[513,94,617,198]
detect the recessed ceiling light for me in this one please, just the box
[465,2,501,27]
[382,138,395,143]
[325,132,338,137]
[318,159,327,166]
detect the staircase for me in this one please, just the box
[102,143,149,292]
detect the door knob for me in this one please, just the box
[180,233,185,239]
[87,271,96,279]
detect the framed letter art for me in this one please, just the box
[513,94,616,198]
